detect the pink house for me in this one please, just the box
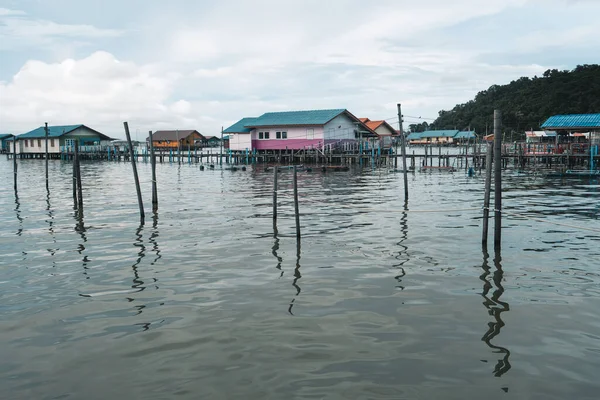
[225,109,377,151]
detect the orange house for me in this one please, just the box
[149,130,204,149]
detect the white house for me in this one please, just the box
[9,124,112,155]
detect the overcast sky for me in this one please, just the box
[1,0,599,138]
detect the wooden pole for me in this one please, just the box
[220,126,223,166]
[482,142,493,245]
[72,146,77,206]
[493,110,502,249]
[397,103,409,199]
[44,122,49,189]
[293,165,301,240]
[124,122,145,223]
[74,142,84,211]
[149,131,158,212]
[13,138,17,191]
[273,166,278,222]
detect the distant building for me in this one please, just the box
[8,125,111,154]
[541,113,600,145]
[359,118,397,148]
[0,134,14,152]
[406,130,476,145]
[224,109,376,151]
[148,130,204,149]
[203,136,221,147]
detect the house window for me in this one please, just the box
[30,139,34,147]
[276,131,288,139]
[25,140,28,147]
[38,139,42,147]
[306,129,314,139]
[50,139,55,147]
[258,131,270,140]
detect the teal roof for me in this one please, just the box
[406,132,424,140]
[16,124,111,140]
[420,130,460,138]
[0,134,14,140]
[18,125,83,138]
[541,114,600,129]
[224,117,257,133]
[455,130,477,139]
[247,109,346,127]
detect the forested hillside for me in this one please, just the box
[418,64,600,135]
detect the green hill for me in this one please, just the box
[426,64,600,136]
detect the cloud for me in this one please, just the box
[0,51,196,136]
[0,8,122,51]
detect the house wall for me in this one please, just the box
[375,125,395,148]
[251,126,324,150]
[323,114,357,144]
[229,133,253,151]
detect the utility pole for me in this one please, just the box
[398,103,408,200]
[220,126,223,166]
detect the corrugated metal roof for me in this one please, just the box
[18,125,85,138]
[541,114,600,129]
[406,132,424,140]
[223,117,257,133]
[420,130,460,138]
[455,130,477,139]
[246,109,346,127]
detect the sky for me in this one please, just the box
[0,0,599,139]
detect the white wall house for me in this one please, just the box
[9,125,112,154]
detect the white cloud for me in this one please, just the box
[0,8,122,51]
[0,51,197,136]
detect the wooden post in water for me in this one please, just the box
[397,103,408,199]
[293,166,301,240]
[72,148,78,205]
[13,138,17,191]
[124,122,145,223]
[149,130,158,212]
[493,110,502,249]
[482,141,493,245]
[44,122,49,189]
[74,142,84,211]
[272,166,278,222]
[220,126,223,167]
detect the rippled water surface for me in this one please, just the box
[1,157,599,400]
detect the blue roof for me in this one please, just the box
[0,134,14,140]
[223,117,257,133]
[406,132,424,140]
[18,125,83,138]
[541,114,600,129]
[420,130,460,138]
[247,109,347,127]
[16,124,111,140]
[455,130,477,139]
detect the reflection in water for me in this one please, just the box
[14,188,23,237]
[480,249,511,377]
[288,241,302,315]
[132,225,147,294]
[46,189,57,259]
[73,208,89,279]
[272,223,284,278]
[393,201,409,290]
[149,213,162,269]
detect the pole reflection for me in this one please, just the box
[480,248,511,377]
[288,241,302,315]
[74,206,89,279]
[272,222,284,278]
[392,200,409,290]
[46,188,57,259]
[14,188,23,237]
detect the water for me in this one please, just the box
[1,158,599,400]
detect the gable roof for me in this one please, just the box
[17,125,111,140]
[362,119,397,135]
[541,114,600,129]
[454,130,477,139]
[420,130,460,138]
[406,132,424,140]
[246,109,346,127]
[150,130,204,141]
[0,134,14,140]
[223,117,257,134]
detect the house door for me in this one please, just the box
[65,139,75,149]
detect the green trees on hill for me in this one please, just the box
[430,64,600,136]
